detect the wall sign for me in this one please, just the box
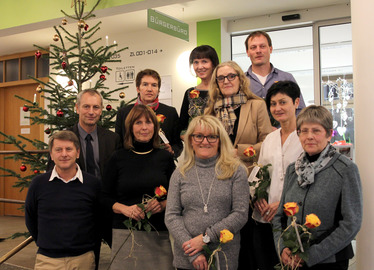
[147,9,189,41]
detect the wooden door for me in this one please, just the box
[0,83,43,216]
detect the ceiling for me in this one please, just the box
[0,0,349,56]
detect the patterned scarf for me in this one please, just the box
[135,95,160,111]
[295,143,336,188]
[213,91,248,135]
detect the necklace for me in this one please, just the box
[194,165,215,213]
[131,149,153,155]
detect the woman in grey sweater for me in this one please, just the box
[273,105,363,269]
[165,115,249,270]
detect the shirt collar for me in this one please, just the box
[248,63,276,75]
[49,163,84,184]
[77,123,98,141]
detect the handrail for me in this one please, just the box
[0,198,25,204]
[0,150,49,155]
[0,236,34,265]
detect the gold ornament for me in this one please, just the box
[36,85,43,93]
[78,20,86,29]
[53,34,59,42]
[119,92,126,99]
[62,18,68,25]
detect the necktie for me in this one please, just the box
[85,134,95,176]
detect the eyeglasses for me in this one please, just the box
[297,128,324,137]
[191,134,219,143]
[216,73,239,83]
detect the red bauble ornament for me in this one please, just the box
[61,62,67,69]
[34,170,40,174]
[100,74,106,80]
[68,80,74,86]
[57,109,64,117]
[106,104,112,111]
[23,105,29,112]
[84,24,89,31]
[20,164,27,172]
[100,66,108,73]
[45,128,51,135]
[35,51,42,59]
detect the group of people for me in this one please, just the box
[25,30,362,270]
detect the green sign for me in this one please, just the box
[147,9,189,41]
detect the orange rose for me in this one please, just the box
[189,89,200,99]
[156,114,166,123]
[283,202,299,217]
[304,214,321,229]
[219,229,234,244]
[243,146,256,157]
[155,185,167,198]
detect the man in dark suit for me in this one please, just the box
[73,89,121,181]
[115,69,183,158]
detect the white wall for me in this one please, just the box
[100,23,198,114]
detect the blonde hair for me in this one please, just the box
[180,115,245,179]
[205,61,262,115]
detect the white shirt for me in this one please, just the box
[49,163,84,184]
[253,128,303,223]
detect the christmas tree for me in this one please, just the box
[0,0,132,192]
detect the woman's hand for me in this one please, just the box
[145,199,166,215]
[263,201,279,222]
[192,254,208,270]
[281,248,304,268]
[182,234,204,256]
[112,202,145,221]
[254,198,268,216]
[162,143,174,155]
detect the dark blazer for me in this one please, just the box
[70,124,122,179]
[115,103,183,157]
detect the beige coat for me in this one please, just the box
[233,99,272,169]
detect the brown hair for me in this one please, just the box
[123,105,160,149]
[49,130,80,152]
[135,69,161,89]
[244,31,272,51]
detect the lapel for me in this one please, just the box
[72,124,86,171]
[97,126,105,174]
[234,100,251,146]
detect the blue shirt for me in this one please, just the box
[246,64,306,114]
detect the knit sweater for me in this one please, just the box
[25,171,101,258]
[165,155,249,269]
[101,141,176,230]
[272,152,363,267]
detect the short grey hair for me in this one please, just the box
[296,105,333,136]
[76,89,103,107]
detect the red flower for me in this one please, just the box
[243,146,256,158]
[155,185,167,198]
[189,89,200,98]
[304,214,321,229]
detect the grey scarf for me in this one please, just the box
[295,143,336,188]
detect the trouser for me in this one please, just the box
[35,251,95,270]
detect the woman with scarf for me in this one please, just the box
[179,45,219,139]
[205,61,272,269]
[115,69,183,157]
[205,60,272,168]
[273,105,362,269]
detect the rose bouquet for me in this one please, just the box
[275,202,321,270]
[203,229,234,270]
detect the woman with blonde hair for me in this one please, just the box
[165,115,249,270]
[205,61,272,168]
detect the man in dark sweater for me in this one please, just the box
[25,130,101,270]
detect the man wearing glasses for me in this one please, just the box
[245,30,305,115]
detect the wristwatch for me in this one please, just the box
[202,233,210,244]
